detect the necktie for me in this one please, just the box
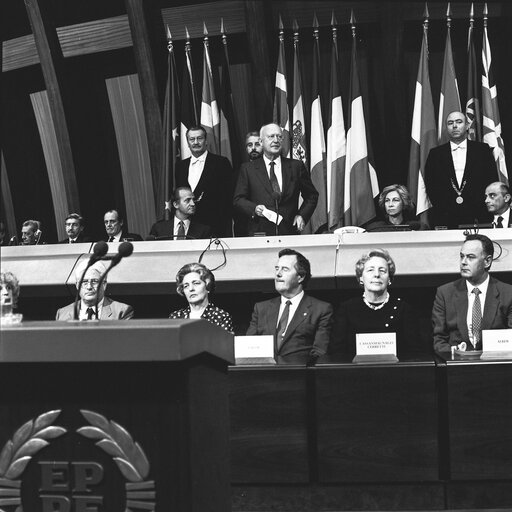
[108,236,114,242]
[177,221,186,240]
[496,216,504,228]
[275,300,292,351]
[471,288,482,348]
[269,161,281,195]
[70,239,75,244]
[86,307,96,320]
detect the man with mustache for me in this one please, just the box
[245,131,263,161]
[234,123,318,236]
[425,111,497,229]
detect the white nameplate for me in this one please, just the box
[356,332,397,356]
[482,329,512,352]
[234,335,274,359]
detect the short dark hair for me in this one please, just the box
[65,213,84,226]
[464,234,494,259]
[278,248,311,287]
[172,186,193,203]
[175,262,215,296]
[104,209,123,223]
[186,126,207,139]
[245,131,260,143]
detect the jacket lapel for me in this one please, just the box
[281,157,290,199]
[482,277,499,329]
[280,295,310,348]
[255,159,276,197]
[265,297,281,334]
[100,298,113,320]
[453,279,470,341]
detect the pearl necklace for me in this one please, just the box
[362,292,389,311]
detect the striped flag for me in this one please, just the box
[291,23,307,167]
[482,19,508,183]
[408,23,436,217]
[466,17,482,142]
[309,23,327,233]
[200,26,220,154]
[438,24,461,143]
[344,26,379,227]
[326,20,346,230]
[273,21,290,158]
[180,33,199,160]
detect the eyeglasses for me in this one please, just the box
[265,134,283,141]
[81,279,100,287]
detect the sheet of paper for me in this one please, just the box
[262,207,283,225]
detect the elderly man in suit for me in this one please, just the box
[56,260,133,321]
[175,126,233,238]
[58,213,92,244]
[425,111,497,229]
[148,186,212,240]
[432,234,512,352]
[234,123,318,236]
[485,181,512,228]
[103,209,143,243]
[247,248,333,358]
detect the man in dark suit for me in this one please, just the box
[175,126,233,238]
[432,234,512,352]
[148,186,211,240]
[247,248,333,358]
[56,260,133,321]
[234,123,318,236]
[485,181,512,228]
[58,213,92,244]
[102,209,143,242]
[425,111,497,229]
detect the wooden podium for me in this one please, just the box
[0,319,234,512]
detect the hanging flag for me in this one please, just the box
[200,24,220,154]
[273,17,290,157]
[291,20,307,167]
[438,7,461,144]
[344,14,379,227]
[466,9,482,142]
[482,10,508,183]
[309,16,327,233]
[180,29,199,160]
[160,26,180,218]
[408,17,436,217]
[326,14,346,230]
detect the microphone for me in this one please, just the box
[74,242,109,320]
[272,191,281,236]
[94,242,134,318]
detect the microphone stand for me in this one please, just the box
[273,192,281,237]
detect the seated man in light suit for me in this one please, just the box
[247,248,333,358]
[56,260,134,321]
[432,234,512,352]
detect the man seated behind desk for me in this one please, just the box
[247,248,333,358]
[58,213,92,244]
[432,234,512,352]
[56,260,134,321]
[148,187,212,240]
[102,209,143,242]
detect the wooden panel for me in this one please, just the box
[106,74,156,237]
[30,91,70,241]
[447,361,512,480]
[229,367,309,483]
[1,153,17,240]
[316,362,438,482]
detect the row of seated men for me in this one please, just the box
[2,111,510,246]
[2,234,511,357]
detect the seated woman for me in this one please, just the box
[366,184,428,231]
[169,262,233,333]
[1,271,20,314]
[329,249,423,357]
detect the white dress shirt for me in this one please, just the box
[188,151,208,191]
[173,216,191,237]
[466,275,489,345]
[263,155,283,191]
[276,290,304,335]
[79,299,104,320]
[493,208,511,228]
[450,139,467,187]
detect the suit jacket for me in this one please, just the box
[492,207,512,228]
[432,276,512,352]
[102,230,143,242]
[148,218,212,240]
[233,157,319,236]
[175,152,234,238]
[425,140,497,228]
[56,297,134,321]
[58,233,93,244]
[247,294,333,357]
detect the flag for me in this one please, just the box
[326,24,346,230]
[438,28,461,143]
[466,20,482,141]
[309,28,327,233]
[408,24,436,217]
[200,27,220,154]
[273,23,290,157]
[180,35,199,160]
[291,25,307,167]
[482,22,508,183]
[344,31,379,227]
[160,28,180,218]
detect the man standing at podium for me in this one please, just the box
[432,234,512,352]
[247,248,332,358]
[56,260,134,321]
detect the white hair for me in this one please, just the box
[74,260,108,283]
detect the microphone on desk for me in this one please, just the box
[272,191,281,237]
[94,242,134,319]
[74,241,109,320]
